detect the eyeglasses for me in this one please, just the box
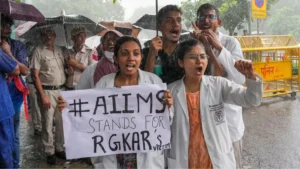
[197,14,218,21]
[187,54,207,60]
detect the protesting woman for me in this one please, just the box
[167,39,262,169]
[59,36,173,169]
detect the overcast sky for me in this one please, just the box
[120,0,182,20]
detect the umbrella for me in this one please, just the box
[97,21,141,37]
[85,35,101,49]
[134,14,157,31]
[133,14,188,33]
[20,14,98,47]
[12,21,37,36]
[0,0,44,23]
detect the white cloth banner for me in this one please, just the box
[61,84,171,159]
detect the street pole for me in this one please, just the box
[257,19,259,35]
[248,0,252,35]
[156,0,158,37]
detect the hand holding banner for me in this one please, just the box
[61,83,171,159]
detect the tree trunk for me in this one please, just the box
[229,28,234,36]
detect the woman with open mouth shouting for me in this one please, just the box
[166,38,263,169]
[58,36,173,169]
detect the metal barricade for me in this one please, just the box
[236,35,300,98]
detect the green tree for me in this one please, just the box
[268,7,300,41]
[181,0,279,35]
[267,0,300,41]
[31,0,125,22]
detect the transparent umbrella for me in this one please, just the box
[20,14,98,47]
[85,35,101,49]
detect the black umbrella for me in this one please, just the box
[0,0,45,42]
[0,0,44,23]
[133,14,188,33]
[134,14,157,31]
[20,14,98,47]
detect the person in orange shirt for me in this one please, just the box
[167,39,262,168]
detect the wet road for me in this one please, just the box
[19,110,92,168]
[19,94,300,168]
[242,94,300,169]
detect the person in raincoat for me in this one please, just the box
[0,46,20,169]
[58,36,173,169]
[166,39,262,169]
[1,13,29,169]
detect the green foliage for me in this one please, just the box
[268,0,300,41]
[180,0,211,28]
[221,0,248,35]
[181,0,279,35]
[31,0,125,22]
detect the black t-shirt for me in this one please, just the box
[141,47,185,84]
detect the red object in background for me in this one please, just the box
[92,47,98,61]
[8,76,30,120]
[93,54,98,61]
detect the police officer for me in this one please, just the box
[65,26,96,90]
[31,27,66,165]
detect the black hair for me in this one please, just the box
[196,3,220,19]
[157,5,182,25]
[114,36,142,57]
[1,14,14,27]
[177,39,205,60]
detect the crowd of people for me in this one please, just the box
[0,3,263,169]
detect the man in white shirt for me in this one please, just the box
[193,3,246,169]
[65,27,97,90]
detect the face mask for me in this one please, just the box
[104,51,114,63]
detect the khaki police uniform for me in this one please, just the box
[26,72,42,131]
[65,46,96,89]
[31,45,66,155]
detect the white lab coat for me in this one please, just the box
[91,69,166,169]
[215,32,245,84]
[167,75,262,169]
[216,32,246,142]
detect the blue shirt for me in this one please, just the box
[7,38,27,113]
[0,49,18,121]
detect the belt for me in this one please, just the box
[42,85,64,90]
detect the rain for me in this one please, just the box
[1,0,300,168]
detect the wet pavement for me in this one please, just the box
[19,110,92,168]
[19,94,300,168]
[242,94,300,169]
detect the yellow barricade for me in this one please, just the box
[254,61,292,81]
[236,35,300,98]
